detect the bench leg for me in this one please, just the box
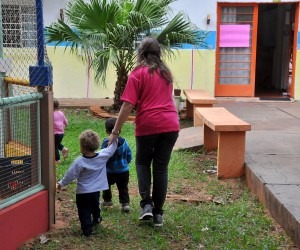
[203,124,218,151]
[186,100,193,119]
[217,131,246,179]
[193,104,213,127]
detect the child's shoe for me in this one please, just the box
[121,203,130,213]
[102,201,113,207]
[62,147,68,159]
[93,216,102,227]
[55,160,61,165]
[82,230,94,237]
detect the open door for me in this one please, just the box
[255,3,298,98]
[215,3,258,97]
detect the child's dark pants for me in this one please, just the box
[76,191,101,236]
[102,171,130,204]
[54,133,64,161]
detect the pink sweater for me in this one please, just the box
[54,110,68,134]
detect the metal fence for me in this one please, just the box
[1,0,52,86]
[2,0,37,80]
[0,0,47,208]
[0,93,42,203]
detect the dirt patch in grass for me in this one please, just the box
[53,190,75,230]
[168,150,247,204]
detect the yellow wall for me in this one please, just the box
[167,50,216,95]
[47,46,300,100]
[47,47,216,98]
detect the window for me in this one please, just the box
[218,6,254,85]
[2,4,37,48]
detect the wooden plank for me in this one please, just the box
[5,141,31,157]
[195,107,251,132]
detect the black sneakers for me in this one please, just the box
[139,204,163,226]
[153,214,163,227]
[139,204,153,220]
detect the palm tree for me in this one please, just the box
[46,0,207,111]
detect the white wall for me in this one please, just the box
[43,0,300,29]
[43,0,69,26]
[170,1,216,31]
[43,0,217,29]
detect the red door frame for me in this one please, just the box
[215,2,299,98]
[289,2,299,98]
[215,3,258,97]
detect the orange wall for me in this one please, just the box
[0,191,49,250]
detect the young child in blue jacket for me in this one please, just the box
[101,117,132,212]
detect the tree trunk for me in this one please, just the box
[113,65,128,111]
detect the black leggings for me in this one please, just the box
[103,171,130,204]
[135,131,178,215]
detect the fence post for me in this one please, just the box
[40,90,55,226]
[29,0,52,87]
[33,0,55,226]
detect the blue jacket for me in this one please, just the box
[101,137,132,174]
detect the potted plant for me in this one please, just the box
[179,97,186,111]
[173,81,181,96]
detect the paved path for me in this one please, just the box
[59,97,300,246]
[176,100,300,247]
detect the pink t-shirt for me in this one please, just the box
[54,110,68,135]
[121,66,180,136]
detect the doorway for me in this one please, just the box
[255,3,297,98]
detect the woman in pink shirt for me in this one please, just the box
[108,37,179,227]
[54,98,68,164]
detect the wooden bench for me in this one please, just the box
[183,89,217,126]
[195,107,251,179]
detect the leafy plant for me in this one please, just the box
[46,0,208,111]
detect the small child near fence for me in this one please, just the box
[57,129,118,237]
[101,117,132,212]
[53,98,68,164]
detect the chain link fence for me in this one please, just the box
[0,0,47,206]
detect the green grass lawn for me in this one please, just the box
[21,109,295,249]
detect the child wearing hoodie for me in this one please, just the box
[101,117,132,212]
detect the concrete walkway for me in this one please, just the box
[59,97,300,246]
[175,100,300,247]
